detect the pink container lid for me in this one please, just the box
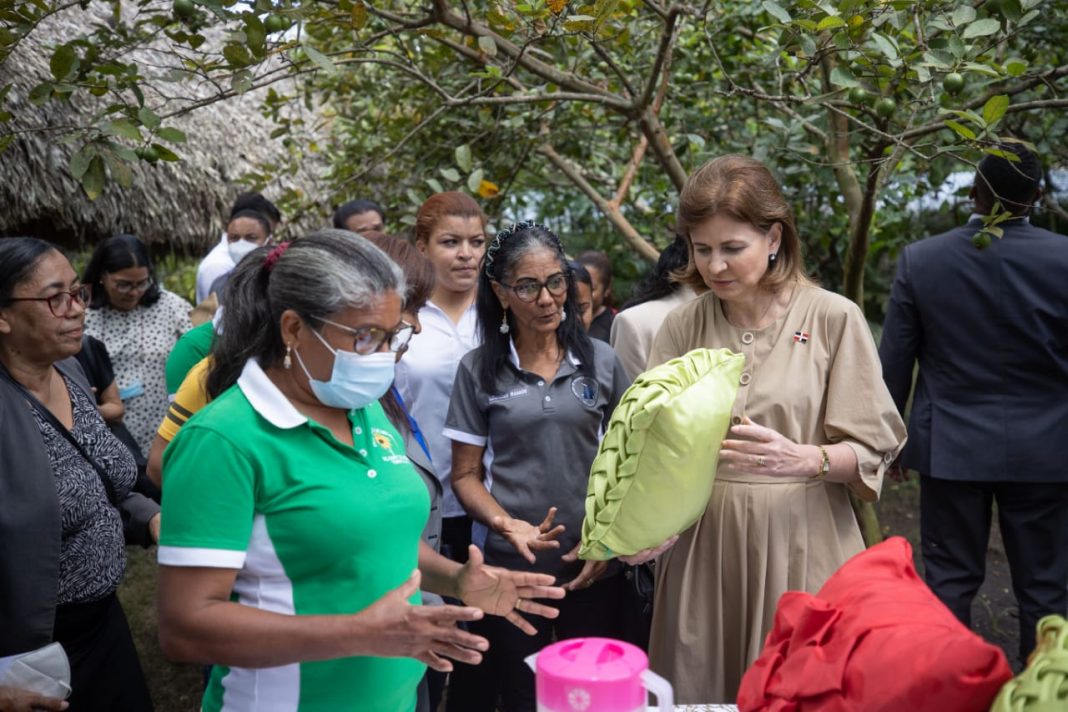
[534,637,649,712]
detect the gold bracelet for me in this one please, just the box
[811,446,830,480]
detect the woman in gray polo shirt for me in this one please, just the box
[444,222,631,712]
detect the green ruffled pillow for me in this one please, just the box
[990,615,1068,712]
[580,348,745,560]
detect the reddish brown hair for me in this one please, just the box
[674,155,808,292]
[413,191,487,246]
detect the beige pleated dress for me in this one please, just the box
[646,284,907,704]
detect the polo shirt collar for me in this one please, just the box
[237,358,307,429]
[968,212,1030,224]
[507,338,581,370]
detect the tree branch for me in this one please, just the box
[635,3,681,112]
[538,143,660,262]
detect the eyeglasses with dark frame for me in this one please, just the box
[500,272,569,303]
[7,284,92,318]
[105,274,154,295]
[315,317,415,355]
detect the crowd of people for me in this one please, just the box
[1,143,1064,712]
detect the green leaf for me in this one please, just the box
[982,94,1009,126]
[944,119,976,140]
[103,150,133,188]
[151,143,180,161]
[455,144,472,172]
[762,0,791,24]
[28,82,52,106]
[467,168,484,193]
[50,44,77,81]
[871,33,898,61]
[303,44,336,74]
[1004,58,1027,77]
[830,66,859,88]
[245,15,266,58]
[81,155,106,200]
[405,188,422,206]
[440,167,460,182]
[138,107,161,130]
[103,118,142,142]
[156,126,186,143]
[223,42,253,67]
[477,36,497,57]
[425,178,444,194]
[962,61,1001,78]
[0,134,14,156]
[817,15,846,30]
[951,6,976,26]
[70,147,94,179]
[962,18,1000,39]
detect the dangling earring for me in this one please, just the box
[560,308,567,322]
[768,253,778,266]
[499,311,510,334]
[283,345,292,369]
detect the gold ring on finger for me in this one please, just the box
[756,455,767,467]
[515,599,523,611]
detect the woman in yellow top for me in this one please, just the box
[644,155,907,703]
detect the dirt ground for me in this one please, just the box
[875,475,1022,671]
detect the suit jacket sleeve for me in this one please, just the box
[879,249,922,414]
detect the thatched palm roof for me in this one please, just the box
[0,5,326,252]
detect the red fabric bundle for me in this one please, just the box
[737,536,1011,712]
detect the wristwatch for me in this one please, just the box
[811,446,830,481]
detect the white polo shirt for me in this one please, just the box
[394,300,480,518]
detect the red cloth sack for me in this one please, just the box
[737,536,1011,712]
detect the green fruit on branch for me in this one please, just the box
[875,97,897,118]
[173,0,196,20]
[943,72,965,95]
[265,14,289,33]
[848,87,869,105]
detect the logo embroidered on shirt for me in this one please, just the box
[793,330,810,344]
[372,429,396,452]
[570,376,598,407]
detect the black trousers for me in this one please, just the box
[919,475,1068,662]
[53,593,154,712]
[445,571,625,712]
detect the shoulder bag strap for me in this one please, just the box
[0,364,118,506]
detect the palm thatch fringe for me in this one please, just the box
[0,3,327,252]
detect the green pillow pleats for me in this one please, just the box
[579,348,744,560]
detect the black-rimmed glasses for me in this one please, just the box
[316,317,415,355]
[8,285,92,317]
[500,273,569,303]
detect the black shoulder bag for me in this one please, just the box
[0,366,118,506]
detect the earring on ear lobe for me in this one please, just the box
[499,312,510,335]
[560,308,567,322]
[283,345,292,369]
[769,253,778,265]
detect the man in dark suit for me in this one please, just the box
[879,142,1068,662]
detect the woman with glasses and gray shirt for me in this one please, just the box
[444,222,632,712]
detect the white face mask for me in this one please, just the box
[293,329,396,410]
[228,239,260,265]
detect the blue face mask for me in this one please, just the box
[294,328,396,410]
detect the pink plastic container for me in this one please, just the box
[525,637,674,712]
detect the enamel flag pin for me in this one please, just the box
[793,330,810,344]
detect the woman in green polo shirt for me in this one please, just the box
[157,230,564,712]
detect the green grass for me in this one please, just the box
[119,547,203,711]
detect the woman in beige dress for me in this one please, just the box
[645,155,907,703]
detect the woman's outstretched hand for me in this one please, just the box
[491,506,566,564]
[360,570,488,672]
[455,545,565,635]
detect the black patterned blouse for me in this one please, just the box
[30,375,138,604]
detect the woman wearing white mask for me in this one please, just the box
[157,231,564,712]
